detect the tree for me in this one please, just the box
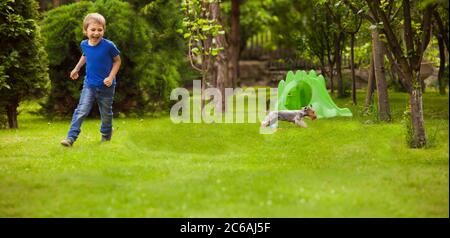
[0,0,49,128]
[304,4,338,93]
[344,0,436,148]
[323,1,347,98]
[370,25,391,121]
[265,0,339,93]
[210,1,229,111]
[342,7,363,105]
[228,0,241,88]
[179,0,226,108]
[223,0,277,87]
[433,7,449,95]
[363,54,376,114]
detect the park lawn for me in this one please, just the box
[0,91,448,217]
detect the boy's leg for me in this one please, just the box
[97,86,115,140]
[66,86,95,142]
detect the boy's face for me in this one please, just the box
[84,22,104,45]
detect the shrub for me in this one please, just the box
[0,0,49,128]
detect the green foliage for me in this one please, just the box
[345,42,371,67]
[179,0,225,72]
[265,0,357,65]
[139,0,193,104]
[303,3,334,64]
[40,0,186,117]
[222,0,279,51]
[266,0,312,51]
[0,0,50,123]
[423,38,441,65]
[39,1,91,116]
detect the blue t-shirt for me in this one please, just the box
[81,38,120,87]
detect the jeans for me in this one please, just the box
[67,85,115,141]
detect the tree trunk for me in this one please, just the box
[38,0,46,11]
[210,2,229,112]
[201,30,213,109]
[6,99,19,129]
[201,72,207,109]
[384,46,407,91]
[371,28,391,121]
[200,49,210,109]
[420,72,427,93]
[204,38,214,88]
[326,44,335,94]
[229,0,240,89]
[410,86,427,148]
[364,54,375,114]
[437,32,446,95]
[361,0,432,148]
[350,33,357,104]
[328,64,335,93]
[52,0,60,8]
[215,57,228,112]
[319,59,334,91]
[335,33,344,97]
[433,10,449,55]
[319,64,330,84]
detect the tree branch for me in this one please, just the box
[188,37,203,72]
[416,4,436,69]
[433,9,449,54]
[342,0,375,23]
[387,0,395,17]
[420,5,436,51]
[403,0,414,66]
[389,3,402,22]
[367,0,405,68]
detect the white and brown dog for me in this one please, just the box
[261,106,317,128]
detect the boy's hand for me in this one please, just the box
[70,69,79,80]
[103,77,113,87]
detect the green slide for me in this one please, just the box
[277,70,352,119]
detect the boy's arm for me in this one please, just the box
[70,55,86,80]
[103,55,121,87]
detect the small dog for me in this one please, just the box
[261,106,317,128]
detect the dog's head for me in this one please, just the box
[303,105,317,120]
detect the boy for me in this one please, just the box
[61,13,121,147]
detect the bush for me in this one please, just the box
[0,0,49,128]
[39,1,91,117]
[40,0,187,117]
[137,0,190,112]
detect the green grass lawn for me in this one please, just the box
[0,90,448,217]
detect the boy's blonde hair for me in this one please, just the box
[83,13,106,31]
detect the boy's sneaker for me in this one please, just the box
[101,128,114,142]
[60,138,74,147]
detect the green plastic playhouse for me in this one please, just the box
[277,70,352,119]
